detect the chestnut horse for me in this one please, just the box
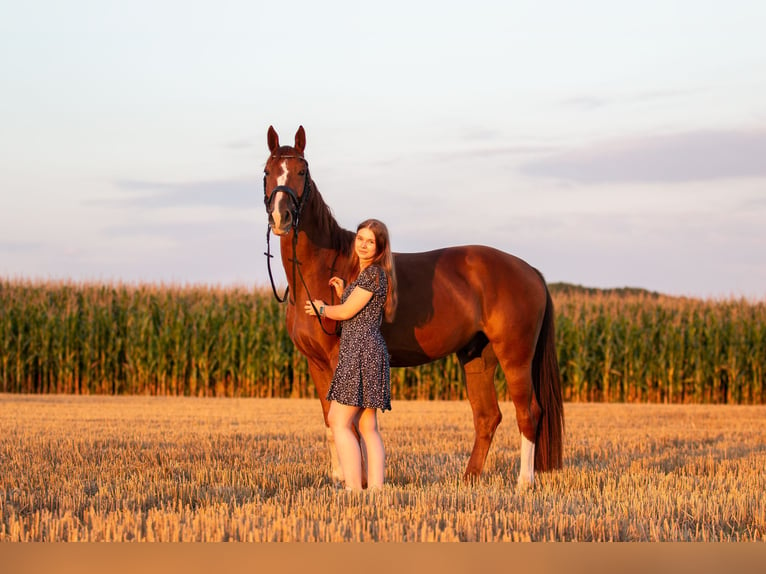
[262,126,563,487]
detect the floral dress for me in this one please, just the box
[326,265,391,411]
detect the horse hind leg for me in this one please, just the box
[497,286,564,488]
[458,333,502,481]
[518,433,536,488]
[323,425,344,486]
[500,360,543,488]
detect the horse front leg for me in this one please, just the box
[459,343,502,480]
[307,361,344,486]
[320,401,345,487]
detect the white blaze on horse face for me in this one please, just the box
[270,160,290,231]
[518,435,536,488]
[276,160,289,187]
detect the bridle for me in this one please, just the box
[263,154,312,237]
[263,154,338,336]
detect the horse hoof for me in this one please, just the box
[462,469,482,484]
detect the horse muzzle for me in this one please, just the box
[266,188,299,236]
[269,219,293,236]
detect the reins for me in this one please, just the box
[264,227,289,303]
[263,156,338,336]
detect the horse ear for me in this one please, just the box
[295,126,306,154]
[267,126,279,153]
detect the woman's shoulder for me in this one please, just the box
[361,264,384,277]
[357,265,385,291]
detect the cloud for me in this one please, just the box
[520,129,766,183]
[103,219,256,241]
[111,179,260,208]
[458,127,504,141]
[741,194,766,210]
[561,88,700,111]
[484,207,766,298]
[431,144,557,163]
[224,139,257,150]
[0,241,41,252]
[562,96,608,110]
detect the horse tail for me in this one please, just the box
[532,282,564,471]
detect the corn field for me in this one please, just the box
[1,395,764,541]
[0,279,764,403]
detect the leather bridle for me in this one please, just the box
[262,155,338,336]
[263,154,312,235]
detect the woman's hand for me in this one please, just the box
[304,300,326,316]
[328,276,345,298]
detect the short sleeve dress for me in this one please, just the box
[326,265,391,411]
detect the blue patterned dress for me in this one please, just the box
[326,265,391,411]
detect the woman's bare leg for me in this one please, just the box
[358,408,385,489]
[327,402,363,490]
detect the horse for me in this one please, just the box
[262,125,564,487]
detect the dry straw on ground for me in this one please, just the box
[1,395,764,541]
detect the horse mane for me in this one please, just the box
[306,179,355,257]
[268,146,354,266]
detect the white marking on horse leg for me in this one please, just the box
[518,434,535,488]
[326,426,344,486]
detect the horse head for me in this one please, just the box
[263,126,311,236]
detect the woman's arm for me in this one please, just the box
[305,287,373,321]
[328,276,345,299]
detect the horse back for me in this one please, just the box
[383,245,548,367]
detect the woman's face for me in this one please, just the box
[355,227,378,263]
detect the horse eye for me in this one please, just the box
[298,170,306,176]
[264,170,269,176]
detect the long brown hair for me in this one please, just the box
[349,219,398,322]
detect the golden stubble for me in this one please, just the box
[1,395,764,541]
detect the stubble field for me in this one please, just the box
[1,394,764,542]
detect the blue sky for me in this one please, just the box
[2,0,765,298]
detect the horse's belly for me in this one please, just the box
[388,348,435,368]
[384,321,475,368]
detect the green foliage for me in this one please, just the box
[0,280,304,397]
[1,279,764,403]
[553,291,766,404]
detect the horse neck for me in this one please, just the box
[278,187,354,297]
[279,229,333,274]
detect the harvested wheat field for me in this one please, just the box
[1,394,764,542]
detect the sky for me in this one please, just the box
[2,0,765,299]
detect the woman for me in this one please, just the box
[304,219,397,490]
